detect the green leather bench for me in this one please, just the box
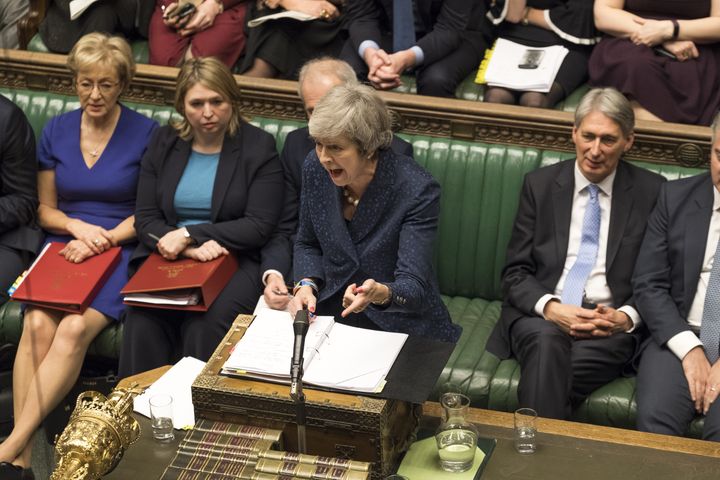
[0,86,706,436]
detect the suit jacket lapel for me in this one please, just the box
[349,150,395,244]
[163,137,192,226]
[607,162,632,270]
[552,161,574,271]
[210,132,241,222]
[684,176,714,311]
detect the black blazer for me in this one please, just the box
[633,173,714,348]
[260,126,414,279]
[132,123,284,267]
[0,96,43,255]
[345,0,490,65]
[487,159,665,359]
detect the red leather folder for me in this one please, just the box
[121,252,238,311]
[10,242,122,314]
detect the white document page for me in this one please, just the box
[223,308,333,377]
[484,38,569,92]
[247,10,316,28]
[303,322,407,392]
[69,0,101,20]
[134,356,206,430]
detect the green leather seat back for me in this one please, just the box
[28,33,150,64]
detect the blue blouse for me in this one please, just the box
[174,150,220,227]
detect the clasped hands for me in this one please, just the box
[60,218,117,263]
[156,228,228,262]
[630,18,699,61]
[289,278,389,320]
[363,47,416,90]
[543,300,632,339]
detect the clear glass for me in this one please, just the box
[514,407,537,454]
[149,394,175,442]
[435,392,478,472]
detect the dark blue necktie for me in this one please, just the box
[562,184,601,306]
[393,0,416,53]
[701,232,720,363]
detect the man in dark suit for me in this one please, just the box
[340,0,491,97]
[485,88,665,420]
[0,95,42,303]
[632,113,720,441]
[261,57,413,310]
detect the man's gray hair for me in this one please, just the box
[575,87,635,138]
[308,83,393,156]
[297,57,358,101]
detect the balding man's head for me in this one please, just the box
[298,58,358,117]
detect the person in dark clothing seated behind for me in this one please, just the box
[288,83,460,342]
[118,57,284,377]
[261,57,413,311]
[339,0,490,98]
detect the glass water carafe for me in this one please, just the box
[434,392,478,472]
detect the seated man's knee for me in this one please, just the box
[416,66,456,97]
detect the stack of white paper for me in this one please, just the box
[483,38,569,93]
[222,308,408,393]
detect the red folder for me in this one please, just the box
[121,252,238,311]
[10,242,122,314]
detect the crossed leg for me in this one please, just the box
[0,306,110,467]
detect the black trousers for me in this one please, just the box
[118,258,262,378]
[339,33,485,98]
[636,340,720,441]
[510,315,635,420]
[40,0,139,53]
[0,244,30,303]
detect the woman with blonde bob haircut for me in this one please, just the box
[0,32,157,479]
[119,57,285,377]
[290,84,461,343]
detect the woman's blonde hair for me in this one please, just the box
[308,83,392,156]
[67,32,135,94]
[172,57,244,141]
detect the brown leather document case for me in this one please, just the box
[10,242,122,314]
[121,252,238,311]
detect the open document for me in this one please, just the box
[482,38,569,93]
[221,308,408,394]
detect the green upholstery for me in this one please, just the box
[28,33,150,65]
[0,87,708,437]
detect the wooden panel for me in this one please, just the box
[0,49,711,167]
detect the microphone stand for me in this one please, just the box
[290,309,309,454]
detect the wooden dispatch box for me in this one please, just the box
[191,314,419,480]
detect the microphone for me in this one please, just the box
[290,309,309,399]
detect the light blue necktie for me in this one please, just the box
[393,0,416,53]
[561,184,601,306]
[701,231,720,363]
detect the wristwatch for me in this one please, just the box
[182,227,196,245]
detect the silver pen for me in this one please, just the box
[148,233,161,242]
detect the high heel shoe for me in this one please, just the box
[0,461,25,480]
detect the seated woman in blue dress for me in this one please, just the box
[118,57,285,377]
[0,33,157,479]
[289,84,461,343]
